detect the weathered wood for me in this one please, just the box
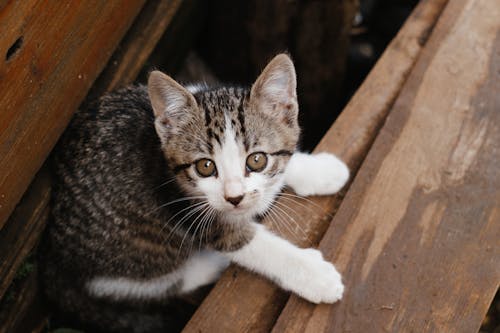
[182,0,448,331]
[0,266,47,333]
[272,1,500,332]
[291,0,358,148]
[198,0,357,149]
[0,0,184,296]
[141,0,206,78]
[0,0,146,229]
[88,0,183,98]
[0,0,184,330]
[0,168,49,301]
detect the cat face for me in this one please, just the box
[149,54,300,219]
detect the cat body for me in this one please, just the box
[42,54,349,332]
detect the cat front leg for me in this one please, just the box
[223,223,343,304]
[284,152,349,196]
[180,250,230,293]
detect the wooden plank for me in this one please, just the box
[0,265,47,333]
[182,0,449,331]
[272,0,500,332]
[0,0,147,229]
[0,0,184,286]
[0,0,184,330]
[88,0,183,97]
[142,0,207,78]
[0,0,183,297]
[197,0,357,150]
[0,168,49,301]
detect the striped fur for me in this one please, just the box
[42,54,300,332]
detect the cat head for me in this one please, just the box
[148,54,300,219]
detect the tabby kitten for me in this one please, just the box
[42,54,349,332]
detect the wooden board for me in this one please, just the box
[0,168,49,301]
[0,0,183,300]
[197,0,357,149]
[88,0,183,98]
[0,1,184,331]
[0,0,146,229]
[0,266,47,333]
[182,0,449,331]
[272,0,500,331]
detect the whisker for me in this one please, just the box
[178,205,212,259]
[268,202,303,240]
[198,207,216,252]
[276,192,334,218]
[272,200,308,237]
[262,196,292,238]
[264,205,286,237]
[162,201,208,243]
[152,177,177,190]
[203,209,217,248]
[188,205,213,255]
[195,215,208,253]
[149,195,207,215]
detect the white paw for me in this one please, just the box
[285,152,349,197]
[283,248,344,304]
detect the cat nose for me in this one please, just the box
[225,195,244,206]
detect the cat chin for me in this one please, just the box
[217,204,265,221]
[221,206,256,218]
[219,211,255,224]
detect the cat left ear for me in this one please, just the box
[148,70,197,132]
[250,54,298,127]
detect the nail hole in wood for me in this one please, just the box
[6,37,23,61]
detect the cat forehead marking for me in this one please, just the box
[197,88,250,153]
[213,114,246,182]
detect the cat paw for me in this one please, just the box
[285,152,349,197]
[284,248,344,304]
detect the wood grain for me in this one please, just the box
[0,168,49,301]
[0,0,184,289]
[0,0,146,229]
[182,0,448,331]
[88,0,183,97]
[0,266,47,333]
[0,1,183,330]
[198,0,357,149]
[272,0,500,331]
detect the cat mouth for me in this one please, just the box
[225,203,252,215]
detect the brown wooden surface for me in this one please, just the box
[182,0,449,332]
[0,1,183,331]
[198,0,357,149]
[0,168,49,301]
[0,0,146,229]
[141,0,206,79]
[0,0,184,295]
[272,0,500,332]
[0,267,47,333]
[88,0,183,98]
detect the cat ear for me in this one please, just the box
[250,54,298,126]
[148,71,197,136]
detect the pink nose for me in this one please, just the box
[225,195,244,206]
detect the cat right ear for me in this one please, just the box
[148,71,197,136]
[250,54,298,127]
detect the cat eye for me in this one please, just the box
[246,152,268,172]
[195,158,217,177]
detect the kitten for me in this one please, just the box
[41,54,349,332]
